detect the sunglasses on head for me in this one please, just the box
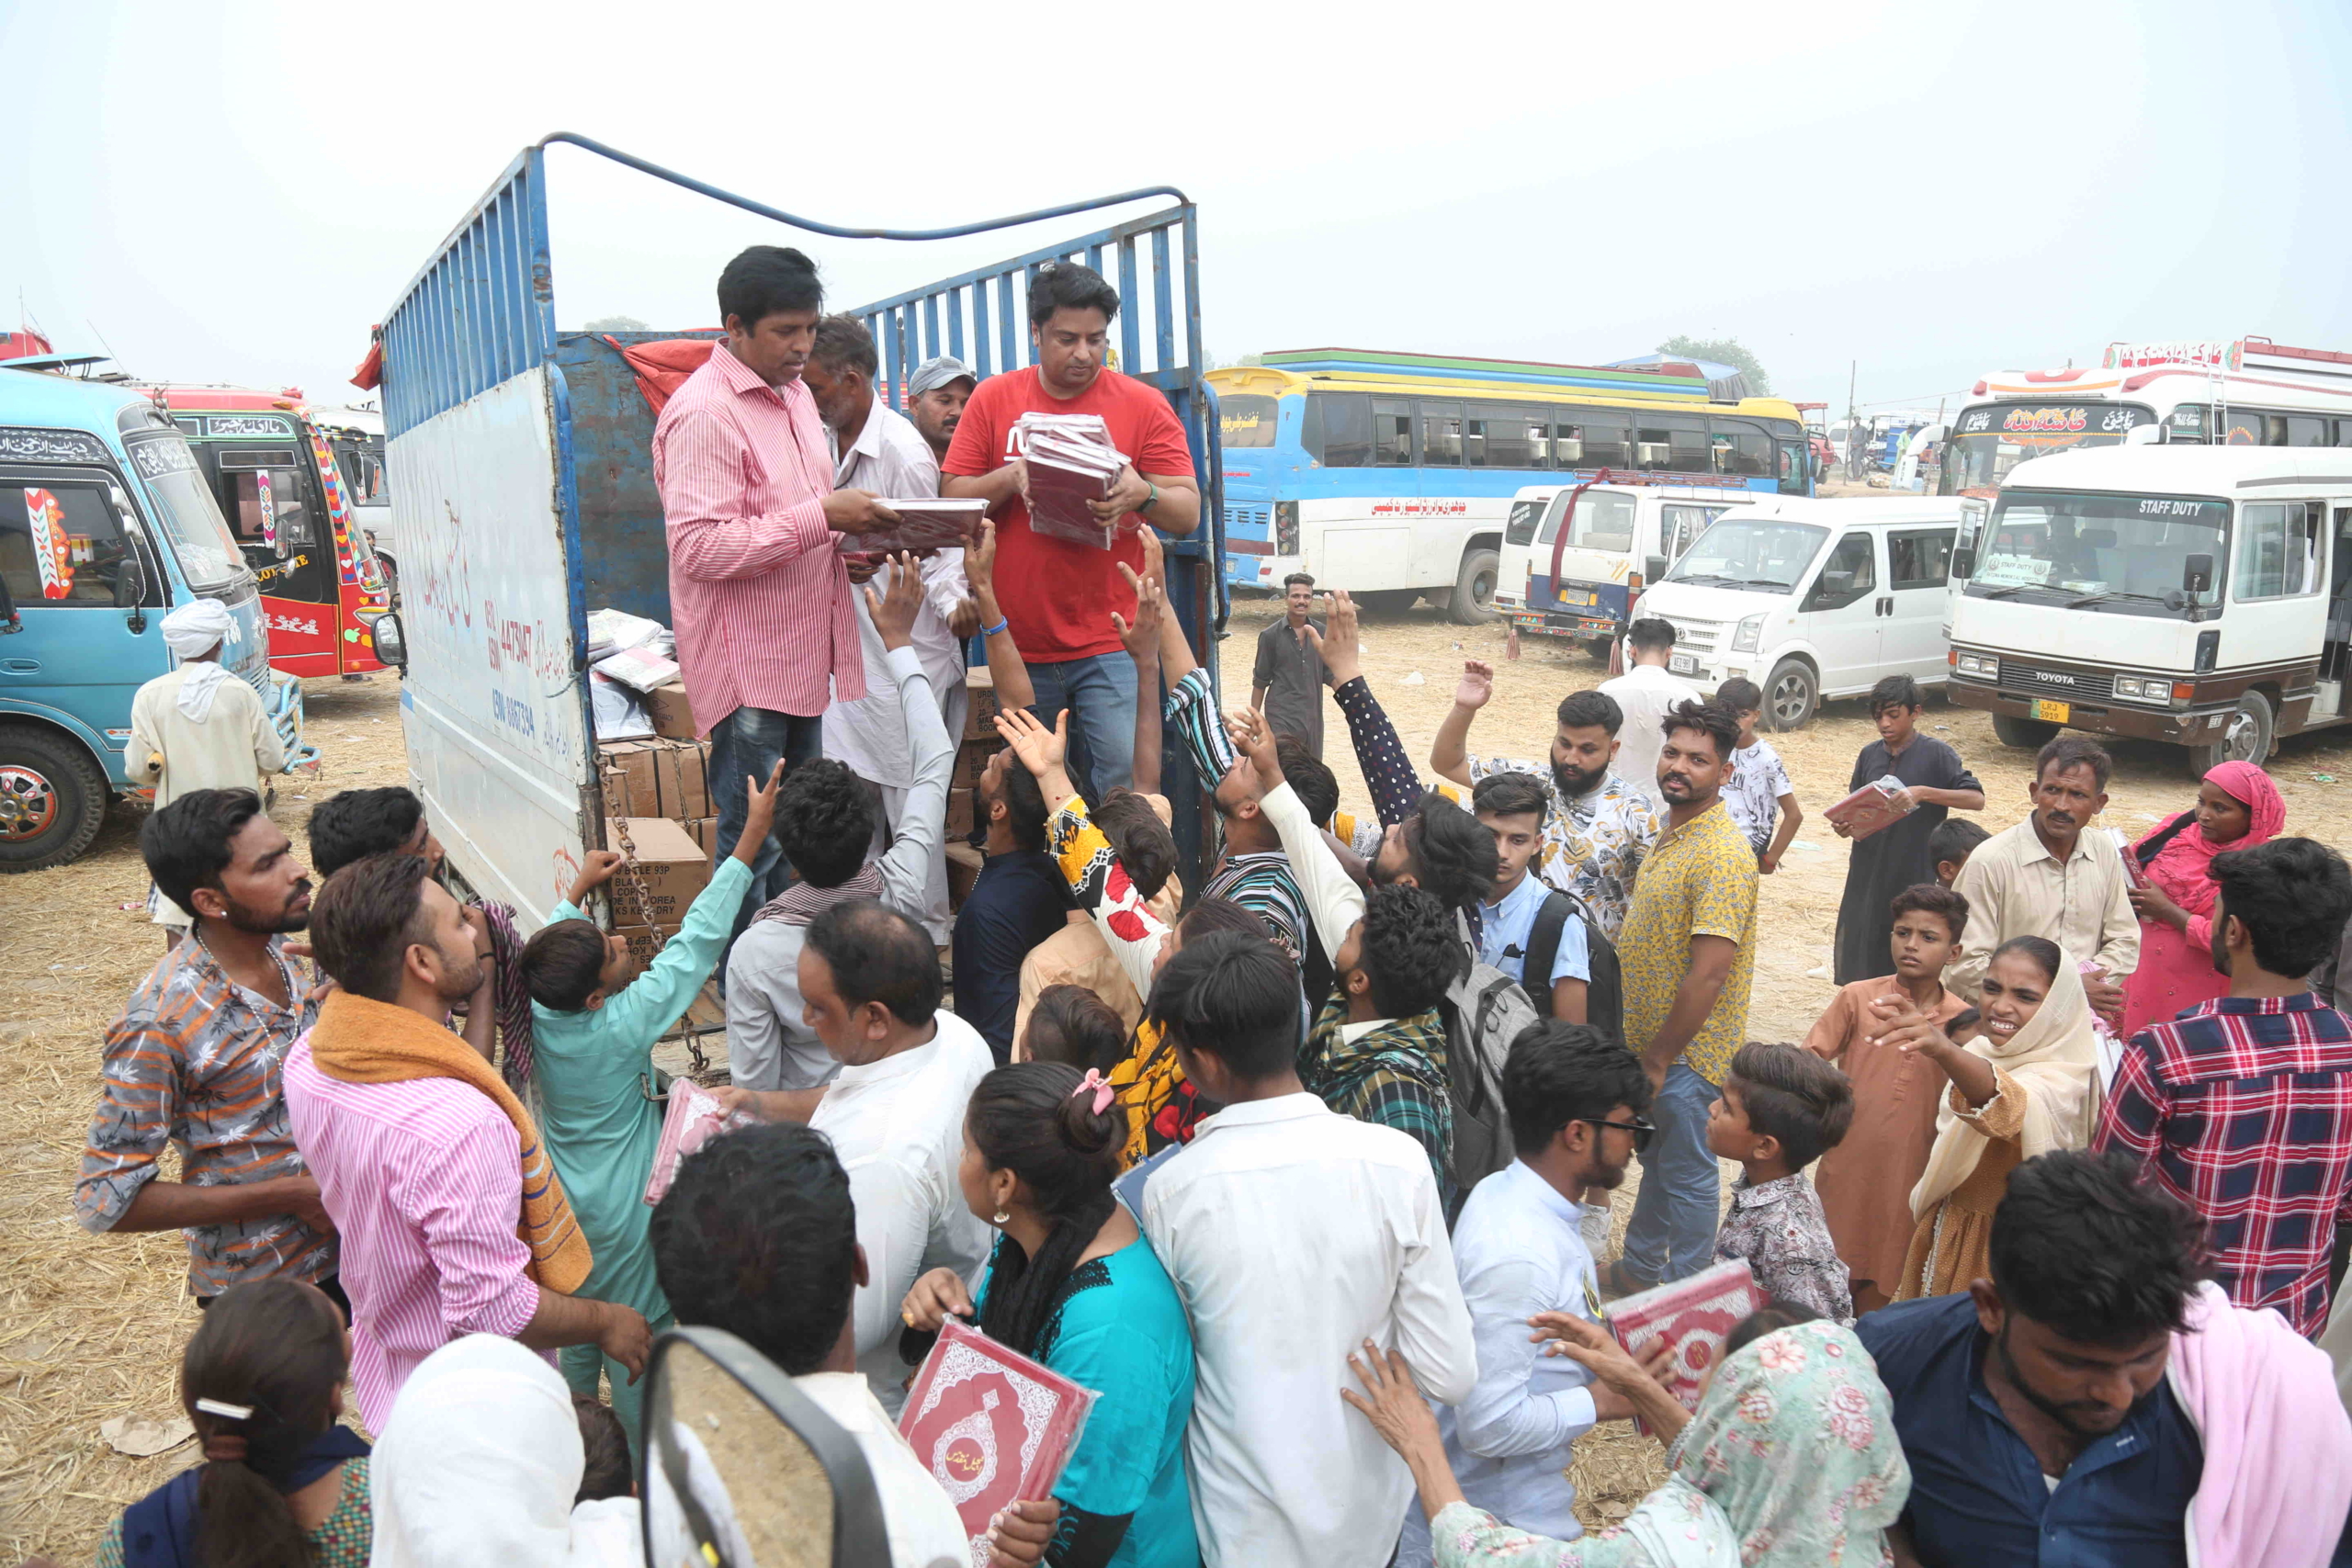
[1577,1115,1657,1154]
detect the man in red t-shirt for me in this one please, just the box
[942,262,1200,793]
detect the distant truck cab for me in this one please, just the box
[1496,476,1758,655]
[149,387,394,678]
[0,369,303,868]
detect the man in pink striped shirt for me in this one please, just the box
[285,853,650,1431]
[653,244,898,914]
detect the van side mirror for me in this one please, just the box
[1951,546,1976,580]
[2183,554,2213,595]
[115,554,146,609]
[1818,570,1856,598]
[1644,555,1668,582]
[368,612,407,670]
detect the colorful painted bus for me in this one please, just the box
[150,387,394,679]
[1211,350,1813,623]
[1937,337,2352,499]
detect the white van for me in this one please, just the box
[1631,496,1965,728]
[1496,479,1757,656]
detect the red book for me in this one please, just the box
[1823,775,1917,842]
[833,497,987,558]
[1605,1258,1766,1433]
[641,1079,758,1207]
[899,1319,1098,1558]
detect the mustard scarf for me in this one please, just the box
[309,990,593,1294]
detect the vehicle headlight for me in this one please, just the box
[2114,675,2147,699]
[1729,614,1765,653]
[1954,652,1997,679]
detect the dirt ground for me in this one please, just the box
[13,598,2352,1553]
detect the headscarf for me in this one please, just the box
[2132,761,2287,918]
[370,1335,640,1568]
[1909,951,2101,1219]
[161,600,238,720]
[1652,1319,1911,1568]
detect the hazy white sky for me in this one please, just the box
[3,0,2347,420]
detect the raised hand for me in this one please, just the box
[993,706,1068,779]
[967,517,1000,595]
[865,552,923,651]
[567,849,628,906]
[1113,562,1165,662]
[1137,523,1166,592]
[734,759,787,865]
[1306,589,1363,685]
[1225,705,1284,791]
[1453,659,1494,711]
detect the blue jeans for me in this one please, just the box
[708,705,825,953]
[1025,652,1138,799]
[1621,1063,1724,1284]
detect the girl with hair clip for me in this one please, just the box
[900,1062,1199,1568]
[102,1278,369,1568]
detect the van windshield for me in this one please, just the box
[124,433,244,590]
[1661,518,1828,593]
[1973,489,2227,615]
[1539,490,1635,548]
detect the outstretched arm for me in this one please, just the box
[1114,535,1169,796]
[1231,707,1362,963]
[1428,660,1491,788]
[963,520,1035,713]
[1309,591,1423,827]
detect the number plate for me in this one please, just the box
[1669,653,1701,676]
[1555,588,1594,607]
[2032,699,2070,724]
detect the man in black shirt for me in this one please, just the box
[1251,572,1329,759]
[1831,675,1984,984]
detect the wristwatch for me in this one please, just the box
[1139,480,1159,514]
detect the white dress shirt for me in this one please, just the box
[1141,1092,1475,1568]
[1397,1160,1602,1565]
[1597,662,1702,807]
[794,1371,968,1568]
[808,1010,994,1414]
[824,401,971,788]
[725,645,955,1090]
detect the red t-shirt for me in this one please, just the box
[943,367,1195,662]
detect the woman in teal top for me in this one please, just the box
[519,763,777,1439]
[902,1061,1199,1568]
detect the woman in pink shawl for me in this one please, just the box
[2120,761,2285,1038]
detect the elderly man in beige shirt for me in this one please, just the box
[1949,736,2138,1024]
[1012,788,1184,1045]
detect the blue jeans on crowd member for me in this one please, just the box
[708,705,825,956]
[1025,652,1137,800]
[1620,1062,1724,1286]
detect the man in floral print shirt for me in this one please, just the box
[1431,666,1660,939]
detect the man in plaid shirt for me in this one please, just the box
[2097,836,2352,1337]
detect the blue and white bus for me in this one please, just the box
[1210,349,1814,623]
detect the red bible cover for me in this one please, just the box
[833,497,988,558]
[1823,775,1917,842]
[899,1318,1099,1562]
[1605,1258,1765,1434]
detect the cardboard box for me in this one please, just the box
[944,787,976,838]
[613,922,674,968]
[651,738,711,820]
[945,841,985,911]
[683,816,719,857]
[643,682,700,741]
[604,817,711,927]
[964,668,1000,740]
[953,737,1003,792]
[596,740,662,818]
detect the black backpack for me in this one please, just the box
[1523,889,1624,1044]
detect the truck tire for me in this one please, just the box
[1991,712,2061,749]
[1448,548,1501,626]
[2188,691,2274,775]
[1763,658,1819,731]
[0,726,109,872]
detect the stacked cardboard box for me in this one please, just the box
[946,668,1005,890]
[595,732,716,966]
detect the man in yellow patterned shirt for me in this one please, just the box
[1608,698,1758,1292]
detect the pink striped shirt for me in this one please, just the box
[652,341,864,733]
[283,1038,542,1432]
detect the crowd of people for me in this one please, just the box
[65,243,2352,1567]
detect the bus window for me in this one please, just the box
[2167,406,2208,444]
[1561,417,1630,469]
[1221,394,1281,449]
[1470,405,1543,468]
[2222,409,2277,446]
[2233,502,2324,600]
[1635,413,1708,472]
[1776,440,1808,494]
[1709,419,1771,477]
[1421,402,1464,467]
[2338,421,2352,448]
[1373,399,1416,467]
[2286,415,2330,447]
[1310,391,1374,467]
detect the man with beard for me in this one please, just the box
[77,789,339,1309]
[1396,1021,1659,1566]
[1860,1149,2352,1567]
[285,853,650,1430]
[1949,736,2137,1025]
[904,354,977,463]
[1610,699,1757,1292]
[1430,671,1660,940]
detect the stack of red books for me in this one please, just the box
[1604,1258,1766,1434]
[900,1320,1098,1560]
[833,496,989,558]
[1016,412,1128,548]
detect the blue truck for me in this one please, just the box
[0,369,305,869]
[367,134,1225,923]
